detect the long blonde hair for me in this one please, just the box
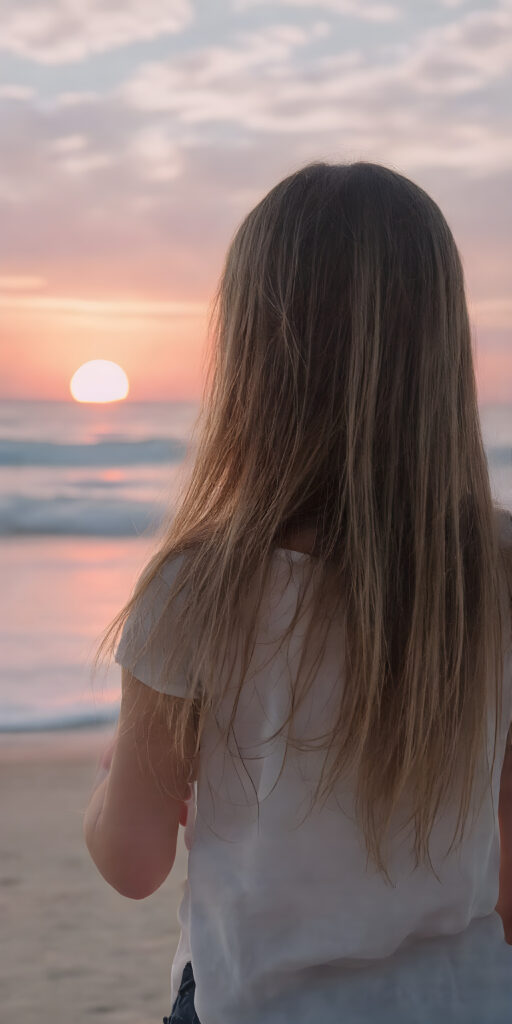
[94,161,512,883]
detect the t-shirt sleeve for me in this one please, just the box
[114,555,199,700]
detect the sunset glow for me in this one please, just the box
[0,2,510,404]
[70,360,129,403]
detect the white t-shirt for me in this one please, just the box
[114,537,512,1024]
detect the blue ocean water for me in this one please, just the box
[0,399,510,733]
[0,399,199,537]
[0,399,200,732]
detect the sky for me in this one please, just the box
[0,0,511,402]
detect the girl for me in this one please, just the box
[84,161,512,1024]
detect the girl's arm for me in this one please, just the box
[85,725,189,832]
[83,727,121,836]
[83,669,196,899]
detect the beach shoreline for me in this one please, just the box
[0,723,115,763]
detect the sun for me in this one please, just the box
[70,360,129,403]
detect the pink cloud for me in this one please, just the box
[0,0,193,64]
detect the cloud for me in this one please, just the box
[119,6,512,173]
[120,23,316,121]
[0,275,46,291]
[469,298,512,330]
[232,0,400,22]
[51,134,89,154]
[128,126,184,182]
[0,0,510,320]
[406,3,512,94]
[45,132,117,175]
[0,85,34,100]
[0,86,258,296]
[0,295,205,317]
[55,92,101,107]
[0,0,193,64]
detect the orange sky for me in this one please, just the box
[0,291,510,404]
[0,295,210,401]
[0,2,510,405]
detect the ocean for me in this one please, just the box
[1,398,510,733]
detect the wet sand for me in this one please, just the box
[0,727,189,1024]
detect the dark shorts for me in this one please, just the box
[163,961,201,1024]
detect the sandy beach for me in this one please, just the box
[0,727,189,1024]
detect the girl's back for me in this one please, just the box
[96,161,512,1023]
[114,511,512,1024]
